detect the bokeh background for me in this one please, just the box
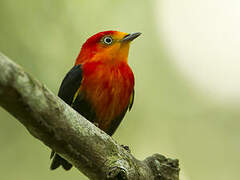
[1,0,240,180]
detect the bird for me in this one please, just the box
[50,30,141,170]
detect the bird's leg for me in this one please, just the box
[121,145,131,153]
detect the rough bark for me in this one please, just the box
[0,52,180,180]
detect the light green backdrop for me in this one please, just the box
[0,1,239,180]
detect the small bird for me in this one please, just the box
[50,30,141,170]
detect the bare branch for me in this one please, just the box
[0,52,180,180]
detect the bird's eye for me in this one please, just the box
[102,36,113,45]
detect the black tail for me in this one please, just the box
[50,151,72,171]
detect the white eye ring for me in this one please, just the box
[103,36,113,45]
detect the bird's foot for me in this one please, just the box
[93,122,99,127]
[121,145,131,153]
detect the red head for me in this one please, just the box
[75,31,141,65]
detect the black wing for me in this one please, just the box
[58,64,83,105]
[50,64,83,171]
[58,64,96,122]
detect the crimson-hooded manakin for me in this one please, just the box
[50,30,141,170]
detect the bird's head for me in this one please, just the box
[75,31,141,65]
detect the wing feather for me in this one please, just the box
[58,64,83,105]
[128,88,134,111]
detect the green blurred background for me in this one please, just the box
[1,1,239,180]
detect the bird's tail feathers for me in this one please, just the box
[50,151,72,171]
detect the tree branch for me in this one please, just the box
[0,52,180,180]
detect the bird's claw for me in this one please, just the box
[121,145,131,153]
[93,122,99,127]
